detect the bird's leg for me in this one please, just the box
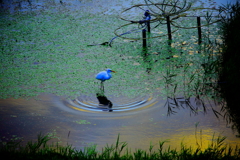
[102,82,105,93]
[100,81,105,93]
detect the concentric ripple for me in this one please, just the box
[65,95,158,113]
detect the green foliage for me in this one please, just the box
[0,133,239,160]
[218,1,240,134]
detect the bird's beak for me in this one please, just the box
[111,70,116,73]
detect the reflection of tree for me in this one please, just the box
[163,64,220,117]
[120,0,194,23]
[161,1,240,136]
[116,0,219,41]
[156,30,224,118]
[143,0,192,22]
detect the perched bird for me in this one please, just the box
[96,69,116,91]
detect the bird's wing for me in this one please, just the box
[96,71,109,80]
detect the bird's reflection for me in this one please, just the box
[141,48,153,74]
[96,92,113,112]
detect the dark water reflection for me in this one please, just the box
[0,93,239,151]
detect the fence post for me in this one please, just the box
[166,16,172,46]
[147,21,151,32]
[142,29,147,48]
[197,17,202,44]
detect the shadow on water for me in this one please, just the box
[96,88,113,112]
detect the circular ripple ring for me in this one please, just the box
[66,96,158,113]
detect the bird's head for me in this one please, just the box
[145,10,150,16]
[106,68,116,73]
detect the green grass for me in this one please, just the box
[0,133,239,160]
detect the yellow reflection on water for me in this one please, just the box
[112,127,238,152]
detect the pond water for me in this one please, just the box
[0,93,239,151]
[1,0,240,152]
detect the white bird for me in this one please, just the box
[95,69,116,91]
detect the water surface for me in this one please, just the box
[0,93,239,151]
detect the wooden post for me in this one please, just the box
[166,16,172,46]
[197,17,202,44]
[147,21,151,32]
[142,29,147,48]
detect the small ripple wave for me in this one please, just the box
[65,95,158,113]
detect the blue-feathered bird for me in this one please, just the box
[96,69,116,91]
